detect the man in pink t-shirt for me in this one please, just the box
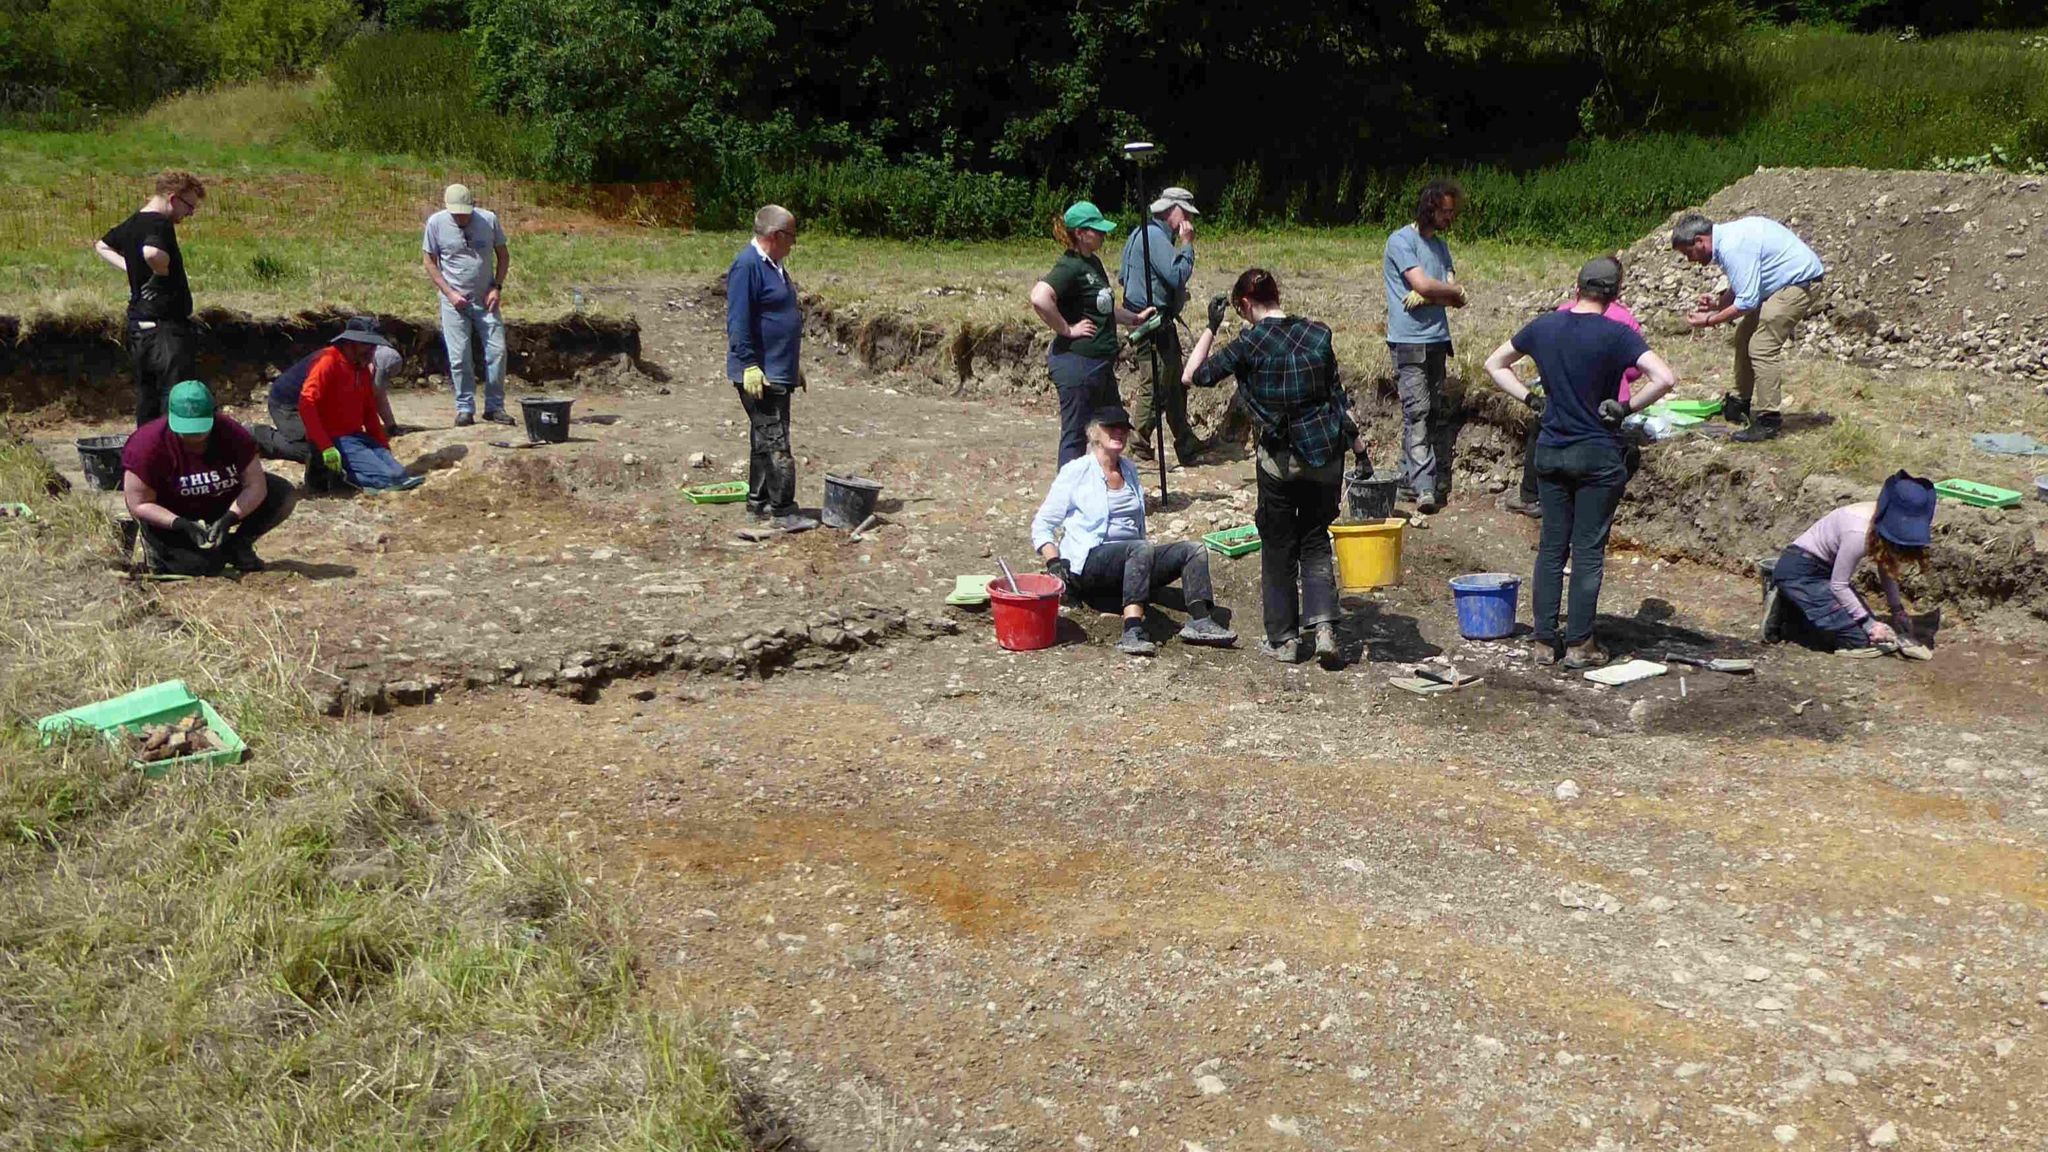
[1506,295,1645,518]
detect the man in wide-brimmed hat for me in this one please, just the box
[1120,186,1204,466]
[299,326,423,491]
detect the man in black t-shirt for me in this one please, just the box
[93,170,206,426]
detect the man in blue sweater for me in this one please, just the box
[726,204,817,530]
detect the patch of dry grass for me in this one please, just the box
[0,438,749,1150]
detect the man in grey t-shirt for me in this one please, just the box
[1382,179,1466,513]
[421,183,512,427]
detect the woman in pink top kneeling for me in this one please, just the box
[1765,471,1935,651]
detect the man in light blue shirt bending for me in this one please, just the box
[1672,212,1826,443]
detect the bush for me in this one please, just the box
[209,0,356,82]
[746,157,1067,240]
[11,0,216,117]
[306,30,532,169]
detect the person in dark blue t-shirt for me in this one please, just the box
[1483,256,1678,670]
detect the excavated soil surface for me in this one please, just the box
[31,258,2048,1150]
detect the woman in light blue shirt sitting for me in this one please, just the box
[1031,405,1237,657]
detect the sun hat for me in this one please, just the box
[343,315,383,335]
[1089,405,1134,429]
[1873,469,1936,548]
[1150,186,1200,216]
[166,380,214,435]
[1577,255,1624,296]
[444,183,476,213]
[1062,201,1117,234]
[332,328,394,349]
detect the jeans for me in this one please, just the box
[1074,539,1213,612]
[1771,543,1876,650]
[1391,341,1450,498]
[1532,438,1629,646]
[439,299,507,417]
[1256,464,1342,643]
[1049,353,1121,467]
[336,434,420,490]
[138,473,296,576]
[1520,425,1639,503]
[735,381,797,516]
[129,319,196,426]
[1128,327,1199,460]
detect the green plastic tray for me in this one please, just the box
[1659,398,1723,419]
[1643,406,1705,428]
[0,502,33,520]
[1203,524,1262,558]
[1934,478,2023,509]
[36,679,247,777]
[683,481,750,505]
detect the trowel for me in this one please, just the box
[1658,653,1754,674]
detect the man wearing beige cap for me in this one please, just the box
[421,183,512,426]
[1120,186,1204,465]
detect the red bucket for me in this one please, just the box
[989,573,1065,651]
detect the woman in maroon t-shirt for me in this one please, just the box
[120,380,297,575]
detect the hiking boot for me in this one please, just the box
[454,413,476,427]
[1530,639,1560,667]
[1562,638,1611,670]
[483,410,517,426]
[772,513,819,533]
[1126,439,1155,462]
[1313,622,1343,668]
[743,502,770,523]
[1260,635,1305,664]
[1719,392,1750,425]
[225,539,266,573]
[1503,493,1542,519]
[1415,490,1442,515]
[1732,411,1781,443]
[1175,440,1208,467]
[1178,617,1237,647]
[1760,586,1785,644]
[1117,629,1158,657]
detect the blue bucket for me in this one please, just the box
[1450,572,1520,640]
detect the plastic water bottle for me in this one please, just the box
[572,288,585,309]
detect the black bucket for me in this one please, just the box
[821,473,883,529]
[1344,468,1399,521]
[519,396,573,443]
[77,434,129,491]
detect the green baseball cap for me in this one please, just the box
[1062,201,1117,234]
[166,380,215,435]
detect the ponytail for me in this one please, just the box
[1052,216,1076,251]
[1231,267,1281,307]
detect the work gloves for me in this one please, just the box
[1597,399,1629,429]
[321,446,343,474]
[1206,294,1229,333]
[1523,388,1546,415]
[1044,556,1073,586]
[200,509,241,551]
[742,365,768,399]
[170,517,208,547]
[1401,289,1427,311]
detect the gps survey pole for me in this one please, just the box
[1122,140,1166,505]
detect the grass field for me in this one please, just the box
[0,440,750,1149]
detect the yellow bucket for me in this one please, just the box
[1331,517,1404,590]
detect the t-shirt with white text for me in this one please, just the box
[120,415,259,520]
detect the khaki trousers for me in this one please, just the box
[1733,279,1821,413]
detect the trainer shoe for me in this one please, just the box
[1259,636,1305,663]
[454,413,475,427]
[1313,622,1342,667]
[1415,491,1442,514]
[1562,639,1611,670]
[1177,617,1237,647]
[1530,639,1560,667]
[1503,494,1542,519]
[483,410,517,426]
[772,513,819,532]
[1117,630,1158,657]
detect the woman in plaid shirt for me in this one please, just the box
[1184,269,1369,666]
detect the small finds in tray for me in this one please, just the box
[684,481,751,505]
[1203,524,1262,557]
[132,714,220,764]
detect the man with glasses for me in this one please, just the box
[422,183,513,427]
[725,204,817,531]
[94,170,206,426]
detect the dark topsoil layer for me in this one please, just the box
[0,310,642,420]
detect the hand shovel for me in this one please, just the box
[1661,654,1754,674]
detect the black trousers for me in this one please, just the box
[1256,465,1342,643]
[130,319,197,426]
[734,382,797,516]
[1521,425,1640,501]
[1074,539,1212,612]
[1050,352,1120,467]
[1531,439,1629,646]
[138,474,296,576]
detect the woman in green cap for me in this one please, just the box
[1029,201,1155,467]
[120,379,298,575]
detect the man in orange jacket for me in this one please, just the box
[300,328,423,491]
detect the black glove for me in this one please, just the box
[1045,557,1073,586]
[170,516,209,547]
[1206,294,1229,333]
[200,508,241,550]
[1523,390,1546,415]
[1598,399,1629,429]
